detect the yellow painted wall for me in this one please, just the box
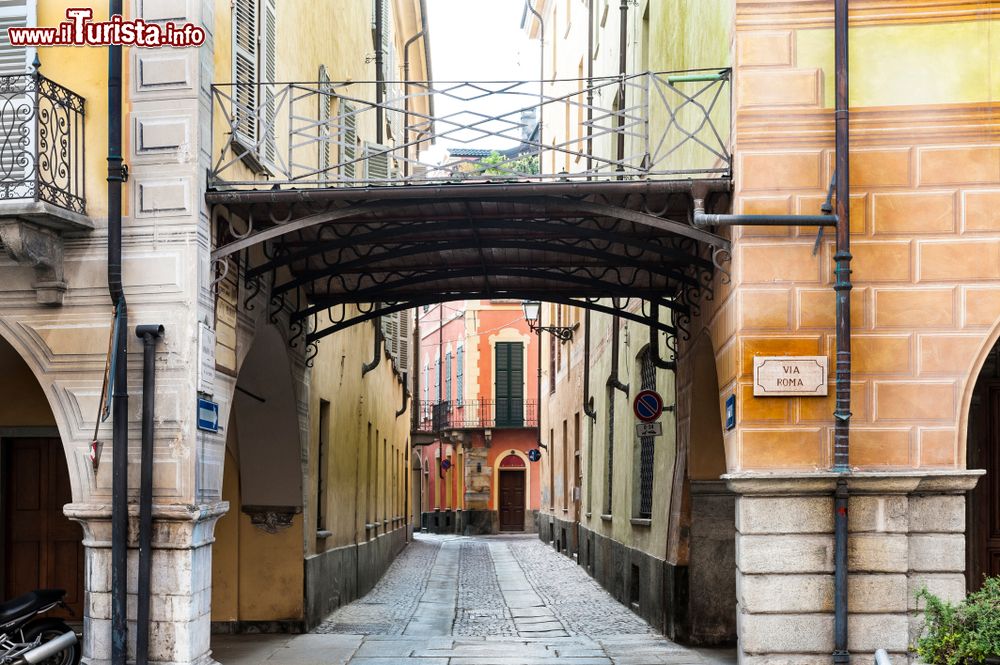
[0,337,56,427]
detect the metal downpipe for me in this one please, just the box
[107,1,128,662]
[607,311,629,394]
[833,0,853,661]
[134,325,164,665]
[582,309,596,419]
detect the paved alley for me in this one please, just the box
[213,534,734,665]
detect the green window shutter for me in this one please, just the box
[495,342,524,427]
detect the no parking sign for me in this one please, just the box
[633,390,663,423]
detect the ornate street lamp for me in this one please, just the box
[521,299,578,342]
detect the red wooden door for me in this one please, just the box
[4,438,83,618]
[499,470,525,531]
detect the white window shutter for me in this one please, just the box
[0,1,30,185]
[260,0,278,165]
[398,309,411,376]
[0,2,28,76]
[363,142,391,181]
[341,102,357,181]
[231,0,258,150]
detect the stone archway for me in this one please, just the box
[0,335,84,617]
[668,330,735,645]
[211,324,306,631]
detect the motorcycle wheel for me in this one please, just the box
[22,619,80,665]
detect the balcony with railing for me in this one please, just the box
[414,399,539,434]
[0,66,89,305]
[209,69,731,188]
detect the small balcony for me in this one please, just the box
[414,399,539,435]
[0,68,89,305]
[0,70,86,216]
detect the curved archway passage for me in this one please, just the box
[211,325,306,629]
[968,344,1000,590]
[0,336,83,619]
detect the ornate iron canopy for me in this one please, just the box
[208,178,732,364]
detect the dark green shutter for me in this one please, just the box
[495,342,524,427]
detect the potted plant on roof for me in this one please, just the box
[915,576,1000,664]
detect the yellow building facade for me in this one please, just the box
[536,0,1000,661]
[0,1,428,663]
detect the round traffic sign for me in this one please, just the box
[527,448,542,463]
[633,390,663,423]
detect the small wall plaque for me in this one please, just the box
[753,356,828,397]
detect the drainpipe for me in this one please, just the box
[615,0,627,175]
[525,0,544,163]
[832,0,853,662]
[134,325,164,665]
[582,310,596,419]
[586,0,593,178]
[375,0,384,144]
[107,1,128,663]
[536,307,545,448]
[607,302,628,394]
[402,27,425,178]
[362,314,383,376]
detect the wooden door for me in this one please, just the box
[499,470,525,531]
[4,438,83,617]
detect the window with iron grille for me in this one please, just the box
[604,385,615,515]
[635,346,656,519]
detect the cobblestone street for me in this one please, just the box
[214,534,735,665]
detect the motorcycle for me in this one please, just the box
[0,589,79,665]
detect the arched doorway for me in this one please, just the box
[968,344,1000,589]
[498,453,527,531]
[668,331,735,645]
[211,325,305,631]
[0,336,83,618]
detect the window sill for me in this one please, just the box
[584,512,592,518]
[630,518,652,528]
[316,530,332,540]
[600,514,612,522]
[562,508,569,513]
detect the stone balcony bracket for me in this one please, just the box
[0,202,94,306]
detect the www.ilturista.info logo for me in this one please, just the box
[8,8,206,47]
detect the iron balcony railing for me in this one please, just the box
[0,71,86,213]
[209,69,731,188]
[414,399,539,433]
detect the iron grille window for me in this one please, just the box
[637,347,656,519]
[604,385,615,515]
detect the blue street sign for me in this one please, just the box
[633,390,663,423]
[527,448,542,462]
[197,397,219,433]
[725,394,736,431]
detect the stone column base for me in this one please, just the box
[65,501,228,665]
[725,471,982,664]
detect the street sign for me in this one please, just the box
[197,323,215,396]
[635,422,663,437]
[633,390,663,423]
[753,356,828,397]
[196,397,219,433]
[527,448,542,462]
[725,394,736,431]
[440,458,452,471]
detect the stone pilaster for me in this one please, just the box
[67,502,227,665]
[727,471,981,665]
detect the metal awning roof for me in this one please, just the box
[208,178,732,357]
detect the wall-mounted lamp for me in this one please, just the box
[521,300,578,342]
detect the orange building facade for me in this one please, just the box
[415,301,542,534]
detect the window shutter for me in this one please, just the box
[0,2,28,75]
[445,352,452,404]
[363,142,391,182]
[260,0,277,165]
[231,0,258,150]
[509,343,524,426]
[0,2,30,185]
[398,309,411,376]
[381,311,400,365]
[434,357,440,402]
[318,65,332,177]
[341,102,357,181]
[456,345,464,406]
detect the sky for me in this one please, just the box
[422,0,541,154]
